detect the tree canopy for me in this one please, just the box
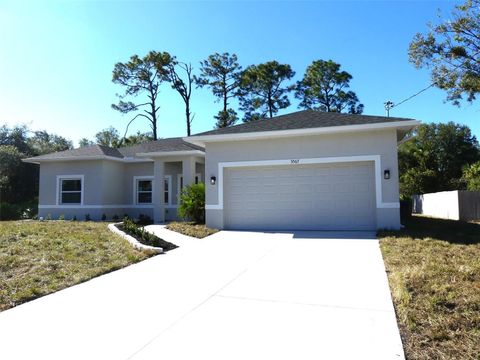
[168,61,195,136]
[0,125,72,214]
[295,60,364,114]
[238,61,295,121]
[112,51,174,140]
[409,0,480,105]
[462,161,480,190]
[398,122,479,198]
[196,52,242,128]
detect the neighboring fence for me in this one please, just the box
[413,190,480,221]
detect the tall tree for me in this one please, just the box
[123,131,153,146]
[238,61,295,121]
[295,60,364,114]
[196,52,242,128]
[398,122,480,197]
[168,61,194,136]
[0,125,72,210]
[79,138,94,148]
[409,0,480,105]
[95,126,121,148]
[112,51,173,140]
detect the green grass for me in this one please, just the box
[166,221,218,239]
[0,220,154,312]
[379,216,480,360]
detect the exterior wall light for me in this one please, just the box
[210,176,216,185]
[384,170,390,180]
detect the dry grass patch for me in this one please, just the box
[166,222,218,239]
[0,220,154,312]
[379,216,480,360]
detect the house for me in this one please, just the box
[24,110,419,230]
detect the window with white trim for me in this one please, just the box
[178,174,201,199]
[136,179,153,204]
[134,176,171,205]
[60,178,82,204]
[164,177,170,204]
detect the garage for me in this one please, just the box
[224,161,376,231]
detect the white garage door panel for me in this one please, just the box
[224,162,376,230]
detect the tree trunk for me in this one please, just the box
[186,103,191,136]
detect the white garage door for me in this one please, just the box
[224,162,376,231]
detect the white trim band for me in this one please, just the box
[205,155,400,210]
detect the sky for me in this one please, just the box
[1,0,479,146]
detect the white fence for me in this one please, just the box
[413,190,480,221]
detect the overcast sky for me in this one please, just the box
[1,0,478,146]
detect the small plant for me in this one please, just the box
[85,214,91,221]
[112,214,119,221]
[101,213,107,221]
[72,215,77,221]
[178,183,205,224]
[46,213,52,221]
[58,214,65,221]
[118,218,177,251]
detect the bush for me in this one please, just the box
[58,214,65,221]
[0,202,22,220]
[85,213,91,221]
[118,217,177,251]
[112,214,119,221]
[101,213,107,221]
[178,183,205,224]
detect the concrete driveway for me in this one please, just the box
[0,228,404,360]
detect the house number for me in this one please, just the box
[290,159,300,164]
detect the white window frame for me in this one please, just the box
[177,173,201,201]
[133,176,154,205]
[56,175,84,206]
[164,175,172,206]
[133,175,172,205]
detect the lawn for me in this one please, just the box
[379,215,480,360]
[166,222,218,238]
[0,220,154,312]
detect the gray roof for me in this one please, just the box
[191,109,416,137]
[26,137,204,162]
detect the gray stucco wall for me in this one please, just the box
[38,158,205,221]
[205,129,401,230]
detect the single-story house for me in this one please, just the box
[24,110,419,230]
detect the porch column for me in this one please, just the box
[182,156,196,187]
[153,159,165,223]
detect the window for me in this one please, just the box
[58,177,83,205]
[164,178,169,204]
[177,174,201,200]
[134,176,171,205]
[137,179,152,204]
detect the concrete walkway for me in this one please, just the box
[0,227,404,360]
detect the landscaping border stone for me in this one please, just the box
[108,222,163,253]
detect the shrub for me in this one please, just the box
[112,214,119,221]
[46,213,52,221]
[58,214,65,221]
[0,202,22,220]
[463,161,480,191]
[178,183,205,224]
[85,214,91,221]
[101,213,107,221]
[119,217,176,249]
[72,215,77,221]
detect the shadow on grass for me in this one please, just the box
[379,215,480,245]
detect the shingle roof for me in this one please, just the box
[25,138,204,162]
[28,144,124,161]
[117,137,204,157]
[191,109,416,137]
